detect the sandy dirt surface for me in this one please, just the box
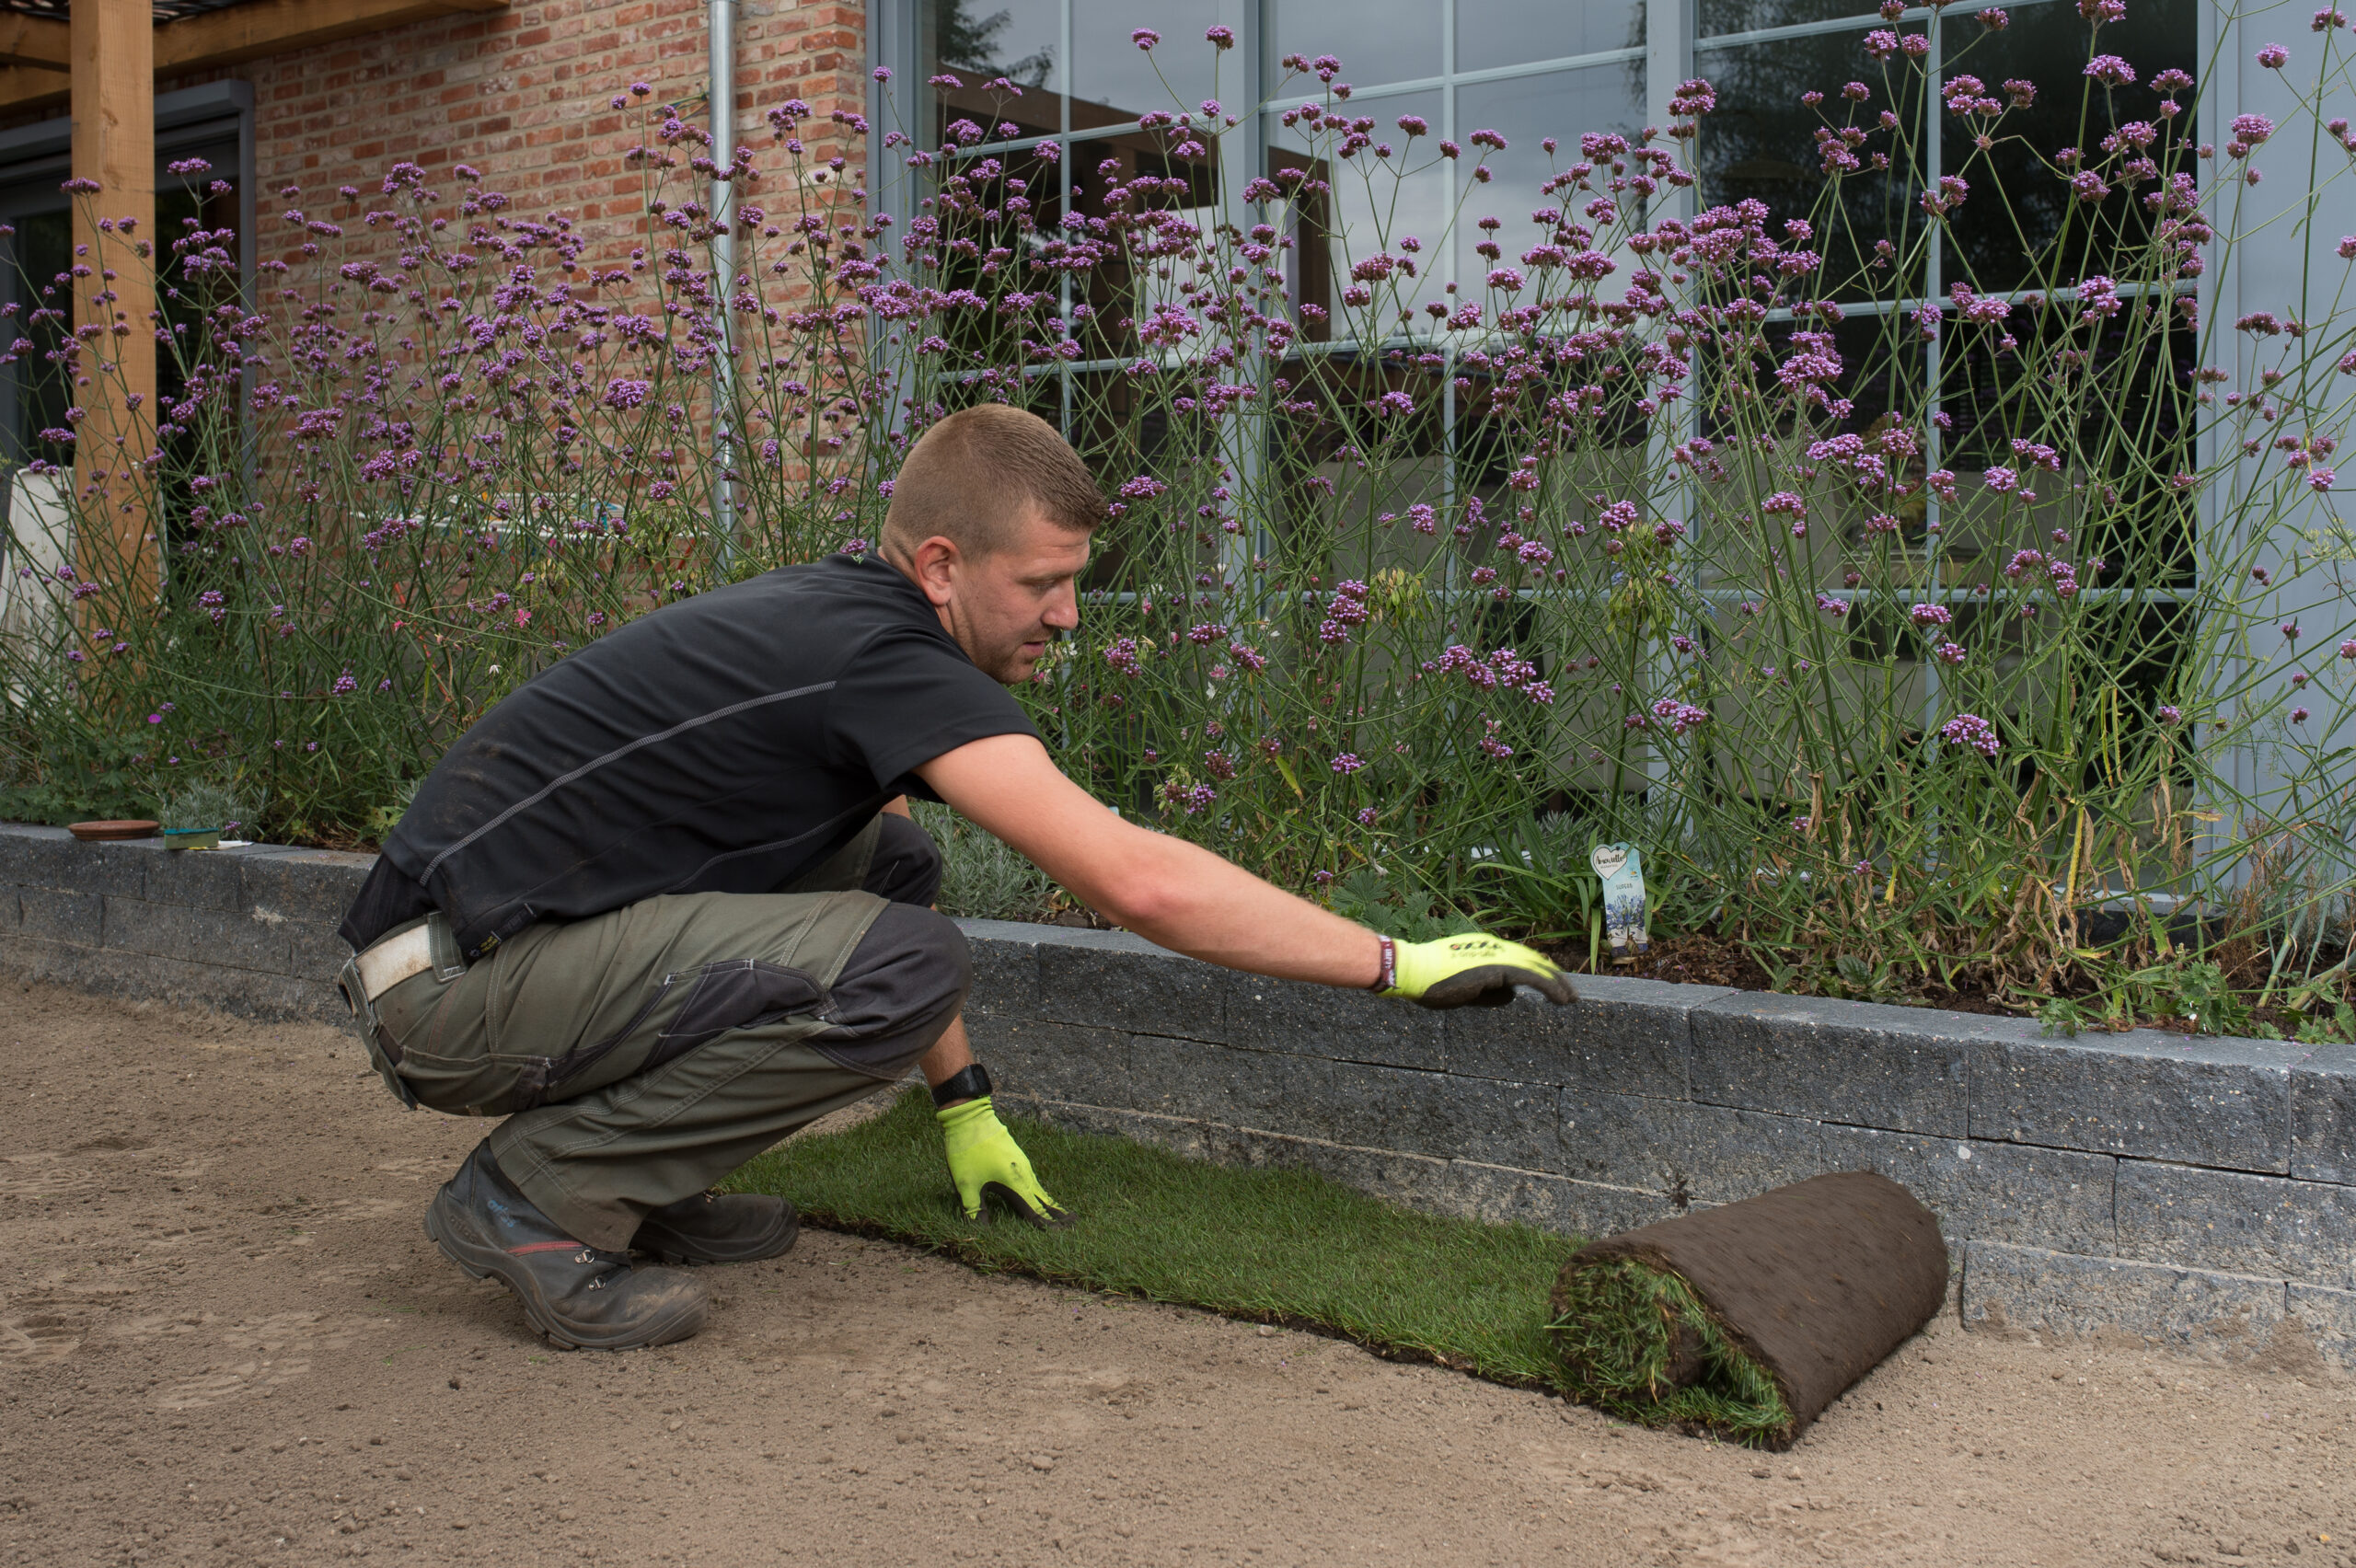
[1,979,2351,1568]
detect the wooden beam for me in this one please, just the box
[72,0,158,607]
[0,14,69,70]
[0,65,69,117]
[154,0,510,74]
[0,0,510,119]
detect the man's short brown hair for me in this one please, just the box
[883,403,1103,558]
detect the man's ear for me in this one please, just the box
[907,534,961,607]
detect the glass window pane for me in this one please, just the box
[923,0,1061,147]
[1941,0,2197,293]
[1272,0,1443,94]
[1459,0,1644,73]
[1265,89,1449,329]
[1696,28,1925,296]
[1073,0,1224,133]
[1700,0,1881,38]
[1451,64,1646,290]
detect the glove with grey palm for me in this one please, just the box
[1382,932,1577,1009]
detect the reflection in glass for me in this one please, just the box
[1265,89,1449,329]
[923,0,1060,148]
[1073,0,1223,133]
[1697,29,1925,296]
[1940,0,2196,293]
[1271,0,1442,95]
[1459,0,1643,73]
[1450,65,1646,289]
[1699,0,1880,38]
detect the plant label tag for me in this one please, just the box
[1591,842,1648,962]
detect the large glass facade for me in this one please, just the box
[907,0,2203,665]
[913,0,2195,363]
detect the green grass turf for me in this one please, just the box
[725,1089,1584,1389]
[1546,1257,1796,1447]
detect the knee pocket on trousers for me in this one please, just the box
[812,904,971,1078]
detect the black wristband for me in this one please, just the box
[930,1062,993,1108]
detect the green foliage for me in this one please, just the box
[158,777,259,834]
[6,23,2356,1025]
[910,801,1053,921]
[1547,1257,1796,1448]
[1325,866,1478,944]
[2036,996,2094,1040]
[729,1089,1583,1389]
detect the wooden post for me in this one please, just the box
[69,0,156,605]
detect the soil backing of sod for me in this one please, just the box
[727,1089,1584,1390]
[1551,1172,1949,1448]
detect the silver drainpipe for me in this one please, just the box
[709,0,739,565]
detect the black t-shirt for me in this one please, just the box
[338,553,1037,957]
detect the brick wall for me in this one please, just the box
[167,0,869,265]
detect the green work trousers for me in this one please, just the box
[368,816,968,1250]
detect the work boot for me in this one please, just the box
[423,1141,708,1352]
[629,1190,801,1266]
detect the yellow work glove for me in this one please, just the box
[1386,932,1577,1009]
[938,1096,1071,1227]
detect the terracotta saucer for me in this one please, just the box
[68,819,159,842]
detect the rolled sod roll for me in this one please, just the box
[1548,1170,1947,1447]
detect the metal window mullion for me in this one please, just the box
[1920,8,1946,736]
[1056,0,1074,436]
[1214,0,1262,597]
[1696,0,2069,54]
[1439,0,1460,609]
[1639,0,1698,811]
[872,0,925,440]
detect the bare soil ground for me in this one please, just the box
[0,980,2350,1568]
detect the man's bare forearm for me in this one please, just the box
[1117,832,1385,988]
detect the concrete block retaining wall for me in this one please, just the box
[6,821,2353,1366]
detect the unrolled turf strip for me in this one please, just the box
[729,1089,1586,1389]
[1549,1171,1948,1447]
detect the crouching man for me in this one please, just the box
[337,403,1574,1351]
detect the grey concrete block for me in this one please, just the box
[1225,973,1445,1071]
[1444,974,1719,1097]
[0,824,85,892]
[966,1018,1129,1107]
[1318,1063,1558,1171]
[2115,1160,2356,1289]
[0,829,144,897]
[1558,1093,1822,1204]
[0,933,341,1021]
[1689,993,1977,1136]
[1961,1240,2286,1357]
[1126,1034,1325,1130]
[1975,1030,2299,1173]
[284,920,352,984]
[1037,941,1224,1041]
[2290,1043,2356,1185]
[959,933,1040,1020]
[1025,1100,1220,1162]
[236,847,374,927]
[2286,1283,2356,1371]
[17,885,100,943]
[140,846,248,912]
[1440,1161,1679,1239]
[1819,1125,2116,1255]
[1223,1125,1458,1211]
[100,896,290,974]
